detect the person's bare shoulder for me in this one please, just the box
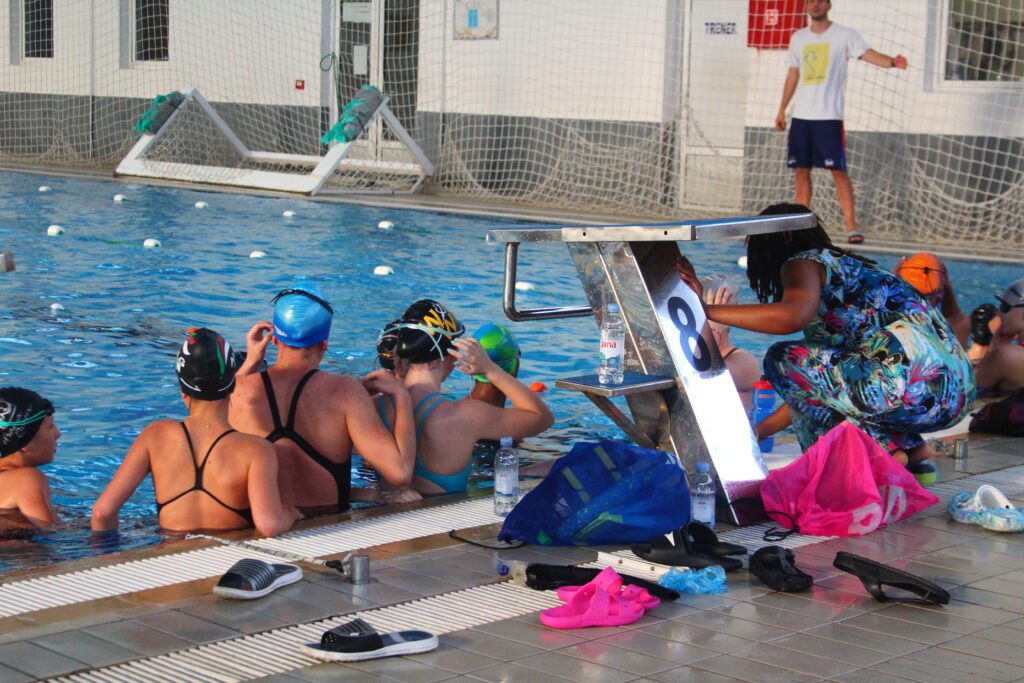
[142,419,183,441]
[316,371,368,404]
[231,430,278,460]
[3,467,51,498]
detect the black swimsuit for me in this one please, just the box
[261,369,351,512]
[155,423,254,527]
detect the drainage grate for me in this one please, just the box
[49,582,562,683]
[0,497,498,619]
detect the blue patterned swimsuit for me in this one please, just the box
[763,249,975,452]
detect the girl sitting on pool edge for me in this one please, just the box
[0,388,60,531]
[91,328,299,537]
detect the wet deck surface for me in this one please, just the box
[0,433,1021,682]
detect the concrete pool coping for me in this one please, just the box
[2,163,1020,265]
[0,431,1022,681]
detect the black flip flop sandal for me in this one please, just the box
[833,552,950,605]
[631,534,743,572]
[749,546,813,592]
[524,563,680,601]
[302,618,439,662]
[683,522,748,558]
[213,559,302,600]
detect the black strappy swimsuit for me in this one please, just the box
[155,423,254,527]
[261,369,351,512]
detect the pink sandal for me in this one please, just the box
[540,583,644,629]
[555,566,660,611]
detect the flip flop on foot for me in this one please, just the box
[302,618,438,662]
[949,484,1024,532]
[847,231,865,244]
[749,546,813,592]
[213,559,302,600]
[833,551,950,605]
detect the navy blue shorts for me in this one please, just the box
[787,118,847,171]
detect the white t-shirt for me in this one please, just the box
[787,23,870,121]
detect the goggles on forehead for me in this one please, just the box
[271,289,334,316]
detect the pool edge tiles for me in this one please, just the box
[0,496,500,620]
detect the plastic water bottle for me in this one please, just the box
[751,379,776,454]
[494,437,519,517]
[598,303,625,385]
[690,462,716,528]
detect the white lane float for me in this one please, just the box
[377,220,394,230]
[113,194,127,202]
[47,224,65,236]
[282,210,296,218]
[249,250,268,259]
[38,186,51,192]
[143,238,161,249]
[50,303,65,312]
[737,256,748,270]
[194,201,208,209]
[373,265,394,276]
[515,281,535,292]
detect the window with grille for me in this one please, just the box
[135,0,169,62]
[24,0,53,59]
[945,0,1022,82]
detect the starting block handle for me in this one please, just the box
[502,242,592,322]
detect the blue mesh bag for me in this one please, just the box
[498,440,690,546]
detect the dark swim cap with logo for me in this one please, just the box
[0,387,54,457]
[376,319,402,371]
[395,300,465,364]
[176,328,238,401]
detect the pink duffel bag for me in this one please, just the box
[760,421,939,537]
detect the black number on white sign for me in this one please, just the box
[667,296,711,371]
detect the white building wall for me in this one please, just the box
[1,0,324,105]
[417,0,670,122]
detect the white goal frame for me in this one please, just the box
[115,88,434,195]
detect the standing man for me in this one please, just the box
[775,0,907,244]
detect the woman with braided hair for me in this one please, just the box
[677,203,975,483]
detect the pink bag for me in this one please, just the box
[759,422,939,537]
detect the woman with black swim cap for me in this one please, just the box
[92,328,299,536]
[376,300,554,495]
[0,387,60,529]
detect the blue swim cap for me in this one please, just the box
[272,281,333,348]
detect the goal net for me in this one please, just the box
[1,0,1020,252]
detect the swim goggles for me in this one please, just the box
[0,404,54,428]
[271,288,334,316]
[999,300,1024,314]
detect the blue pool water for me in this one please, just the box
[0,170,1019,574]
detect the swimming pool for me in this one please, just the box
[0,170,1019,574]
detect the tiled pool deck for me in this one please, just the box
[0,433,1022,682]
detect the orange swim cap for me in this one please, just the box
[894,253,946,306]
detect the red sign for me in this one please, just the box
[295,79,305,90]
[748,0,806,49]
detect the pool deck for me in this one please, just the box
[0,431,1022,682]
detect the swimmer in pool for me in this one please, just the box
[92,328,299,536]
[376,300,553,496]
[230,282,416,513]
[975,279,1024,393]
[0,388,59,530]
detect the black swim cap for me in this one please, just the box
[970,304,999,346]
[0,387,54,457]
[395,300,465,364]
[376,319,401,371]
[176,328,238,401]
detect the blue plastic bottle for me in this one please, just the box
[751,380,776,454]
